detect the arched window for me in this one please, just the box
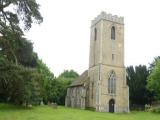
[108,70,116,94]
[94,28,97,41]
[111,26,115,40]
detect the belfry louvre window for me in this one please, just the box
[111,26,115,40]
[112,54,115,61]
[94,28,97,41]
[108,70,116,94]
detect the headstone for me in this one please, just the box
[27,104,32,108]
[50,102,58,109]
[40,101,44,106]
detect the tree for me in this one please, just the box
[56,70,79,105]
[126,65,151,109]
[36,61,80,105]
[59,70,79,79]
[55,78,72,105]
[36,59,56,103]
[0,56,43,105]
[16,38,38,67]
[149,56,160,72]
[0,36,38,67]
[0,0,44,106]
[0,0,43,33]
[0,0,43,65]
[147,59,160,100]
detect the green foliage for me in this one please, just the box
[0,32,38,66]
[36,59,56,103]
[55,78,72,105]
[0,56,42,105]
[147,59,160,100]
[126,65,152,108]
[59,70,79,78]
[0,0,43,106]
[56,70,79,105]
[0,0,43,34]
[16,38,38,67]
[0,0,43,65]
[1,39,79,105]
[0,32,19,64]
[0,34,42,105]
[21,68,42,105]
[37,59,55,81]
[0,56,23,103]
[151,107,160,113]
[36,65,79,105]
[0,0,81,107]
[149,56,160,72]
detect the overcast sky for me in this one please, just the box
[26,0,160,76]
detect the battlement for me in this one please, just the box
[91,11,124,26]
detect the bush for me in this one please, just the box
[85,107,96,111]
[130,104,145,111]
[151,107,160,113]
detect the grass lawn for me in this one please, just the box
[0,103,160,120]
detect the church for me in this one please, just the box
[65,11,129,113]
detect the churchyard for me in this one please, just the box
[0,103,160,120]
[1,0,160,120]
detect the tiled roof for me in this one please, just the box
[70,70,89,87]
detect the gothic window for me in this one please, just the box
[111,26,115,40]
[94,28,97,41]
[108,70,116,94]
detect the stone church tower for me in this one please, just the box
[88,11,129,112]
[65,11,129,113]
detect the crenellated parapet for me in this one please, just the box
[91,11,124,26]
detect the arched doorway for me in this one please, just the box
[109,99,115,113]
